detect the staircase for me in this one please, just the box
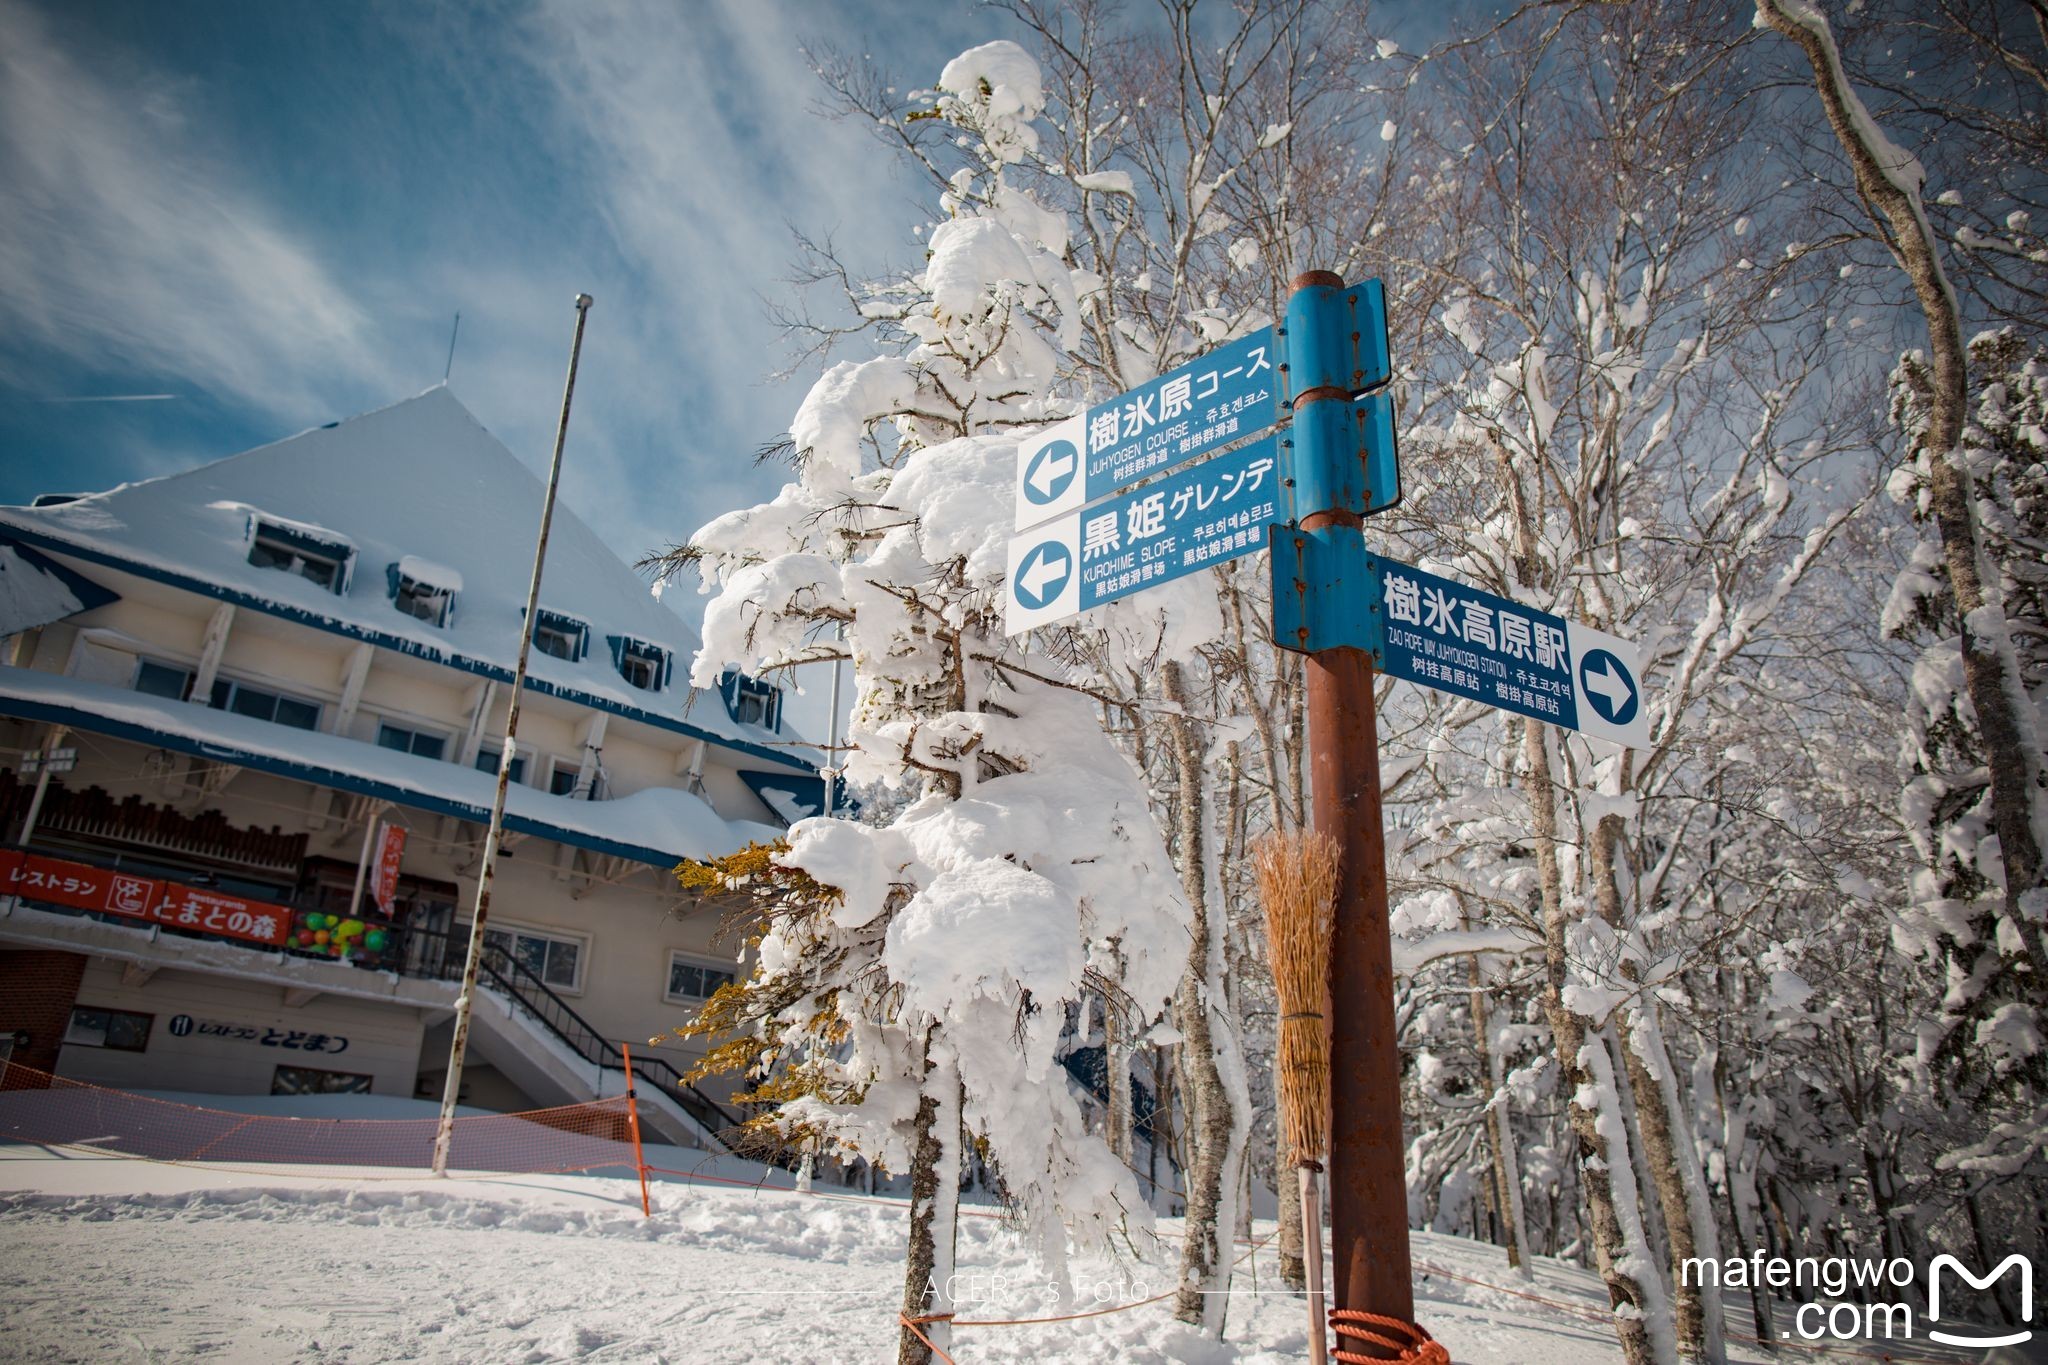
[464,944,745,1151]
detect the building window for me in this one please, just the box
[547,761,583,798]
[483,925,583,991]
[247,520,353,594]
[387,559,461,628]
[64,1007,152,1052]
[665,953,738,1004]
[474,740,527,785]
[530,609,588,662]
[272,1065,371,1095]
[718,671,782,732]
[377,721,447,761]
[211,678,321,731]
[135,659,194,701]
[608,635,670,693]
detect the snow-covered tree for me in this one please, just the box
[1887,329,2048,1181]
[675,43,1186,1364]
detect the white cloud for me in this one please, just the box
[509,0,948,527]
[0,0,398,415]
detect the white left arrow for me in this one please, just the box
[1029,448,1076,497]
[1582,656,1633,710]
[1021,548,1070,597]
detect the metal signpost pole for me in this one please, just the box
[1006,264,1637,1360]
[432,293,592,1178]
[1286,270,1414,1357]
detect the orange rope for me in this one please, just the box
[1329,1308,1451,1364]
[898,1311,958,1364]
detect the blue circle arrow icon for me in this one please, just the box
[1577,648,1639,726]
[1023,438,1079,505]
[1013,539,1073,611]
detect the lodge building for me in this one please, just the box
[0,387,825,1148]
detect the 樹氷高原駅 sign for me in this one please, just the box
[1364,554,1650,748]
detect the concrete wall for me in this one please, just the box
[56,960,428,1098]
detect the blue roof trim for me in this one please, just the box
[737,769,855,821]
[0,521,810,773]
[0,691,688,869]
[0,537,121,616]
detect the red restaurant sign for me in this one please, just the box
[0,850,294,948]
[370,822,407,917]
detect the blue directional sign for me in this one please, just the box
[1014,328,1282,531]
[1362,555,1650,748]
[1011,539,1073,611]
[1006,435,1283,634]
[1021,437,1080,508]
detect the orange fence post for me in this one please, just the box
[620,1041,651,1218]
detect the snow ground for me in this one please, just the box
[0,1141,1985,1364]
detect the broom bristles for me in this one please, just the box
[1255,829,1339,1165]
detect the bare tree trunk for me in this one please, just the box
[1525,717,1674,1365]
[1106,985,1134,1168]
[898,1029,961,1365]
[1467,944,1527,1273]
[1164,659,1240,1335]
[1101,931,1135,1173]
[1756,0,2048,924]
[1585,809,1720,1361]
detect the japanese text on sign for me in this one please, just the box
[1364,554,1651,747]
[169,1015,351,1054]
[1013,328,1283,531]
[0,850,295,948]
[1006,435,1283,634]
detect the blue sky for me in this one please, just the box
[0,0,1003,606]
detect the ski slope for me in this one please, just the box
[0,1140,1980,1364]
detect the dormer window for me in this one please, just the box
[529,608,589,662]
[247,518,353,594]
[387,557,461,628]
[719,670,783,732]
[608,635,670,693]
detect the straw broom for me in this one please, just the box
[1255,829,1340,1365]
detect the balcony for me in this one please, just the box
[0,771,308,878]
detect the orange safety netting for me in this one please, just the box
[0,1061,648,1176]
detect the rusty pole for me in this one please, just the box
[1291,268,1413,1356]
[432,292,593,1177]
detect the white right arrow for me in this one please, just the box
[1028,448,1076,497]
[1021,547,1070,598]
[1581,656,1633,710]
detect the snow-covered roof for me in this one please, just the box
[0,543,116,636]
[0,665,780,866]
[0,387,810,769]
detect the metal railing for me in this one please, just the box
[453,938,744,1143]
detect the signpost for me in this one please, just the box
[1005,435,1283,634]
[1000,269,1645,1361]
[1013,328,1283,531]
[1274,548,1651,748]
